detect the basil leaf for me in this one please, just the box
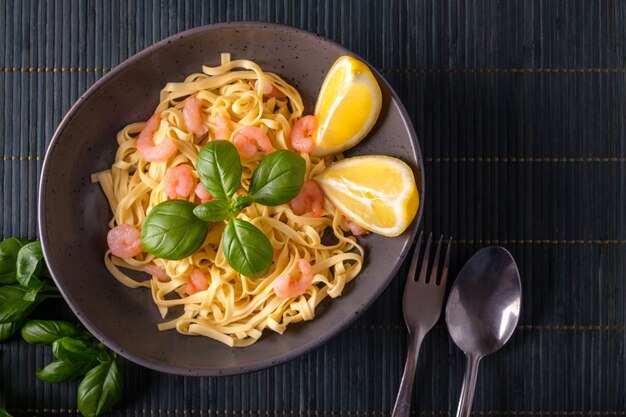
[193,199,230,222]
[0,407,14,417]
[231,195,255,212]
[248,150,306,206]
[21,319,91,345]
[141,200,209,260]
[53,337,103,365]
[78,357,123,417]
[37,357,98,383]
[16,241,45,290]
[23,280,45,302]
[223,219,273,278]
[0,321,22,342]
[0,238,31,285]
[197,140,242,200]
[0,286,41,323]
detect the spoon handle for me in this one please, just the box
[456,354,481,417]
[392,331,425,417]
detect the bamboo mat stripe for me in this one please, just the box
[5,66,626,73]
[1,0,626,416]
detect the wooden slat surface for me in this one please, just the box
[1,1,625,416]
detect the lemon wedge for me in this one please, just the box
[312,56,382,156]
[315,156,419,237]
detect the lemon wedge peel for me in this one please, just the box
[315,155,419,237]
[312,56,383,157]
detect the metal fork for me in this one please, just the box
[392,232,452,417]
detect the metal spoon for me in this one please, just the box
[445,246,521,417]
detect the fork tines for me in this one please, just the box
[409,232,452,286]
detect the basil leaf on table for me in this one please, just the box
[22,280,45,302]
[16,241,46,299]
[0,322,22,342]
[21,319,91,345]
[78,357,123,417]
[0,237,31,284]
[222,218,273,278]
[193,199,230,222]
[141,200,209,260]
[197,140,243,201]
[52,337,105,364]
[36,357,98,383]
[0,407,14,417]
[0,286,42,324]
[248,150,306,206]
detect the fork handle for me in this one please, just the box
[391,330,425,417]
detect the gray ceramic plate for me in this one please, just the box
[38,22,424,376]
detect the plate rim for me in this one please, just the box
[38,21,425,376]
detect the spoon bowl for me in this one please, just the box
[446,246,521,356]
[445,246,521,417]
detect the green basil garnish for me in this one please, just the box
[193,199,230,222]
[36,358,98,383]
[141,200,209,260]
[222,218,273,278]
[0,238,31,285]
[197,140,243,201]
[248,150,306,206]
[21,319,90,345]
[230,195,255,212]
[77,357,123,417]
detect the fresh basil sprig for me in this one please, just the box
[141,200,209,260]
[141,141,305,277]
[0,238,31,285]
[77,357,123,417]
[25,319,123,414]
[0,237,123,416]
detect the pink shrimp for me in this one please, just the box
[184,268,210,295]
[136,112,178,162]
[290,115,318,153]
[163,165,197,199]
[289,180,324,217]
[215,114,232,140]
[345,217,369,236]
[184,282,197,295]
[144,265,170,282]
[273,259,314,298]
[183,96,209,137]
[233,126,274,159]
[254,79,287,99]
[190,269,210,291]
[194,183,213,203]
[107,224,143,258]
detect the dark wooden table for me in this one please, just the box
[1,1,625,415]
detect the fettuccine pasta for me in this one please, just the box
[92,54,363,347]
